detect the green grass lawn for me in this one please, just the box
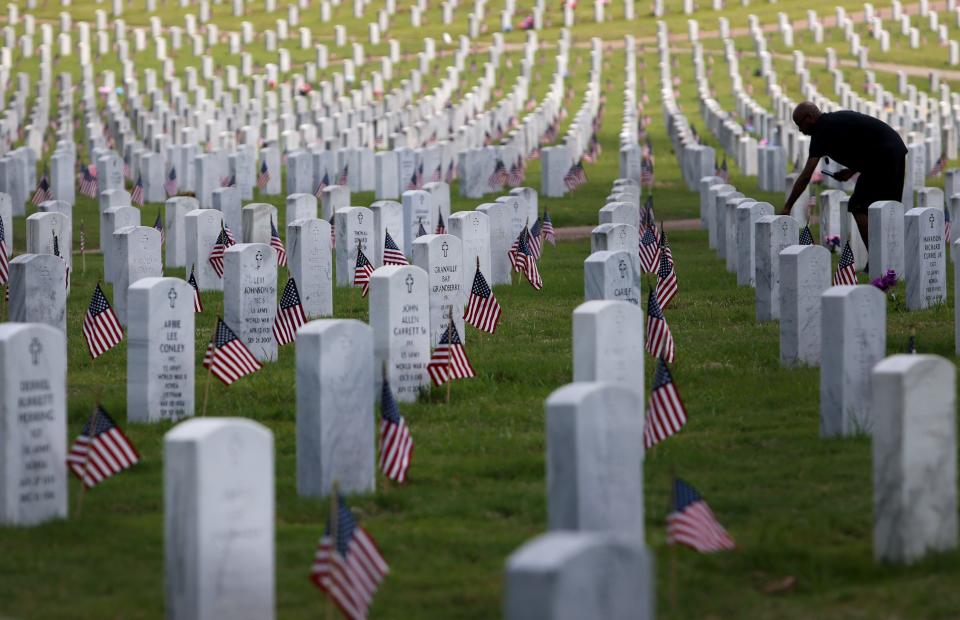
[3,0,960,617]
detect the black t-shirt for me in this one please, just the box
[808,110,908,172]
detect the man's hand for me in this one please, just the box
[833,168,856,182]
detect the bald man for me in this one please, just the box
[782,102,907,249]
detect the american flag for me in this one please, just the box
[407,166,420,190]
[507,159,524,187]
[464,263,501,333]
[224,225,237,244]
[80,222,86,258]
[435,213,446,235]
[799,225,815,245]
[270,218,287,267]
[668,478,736,553]
[354,243,375,297]
[488,159,509,187]
[655,251,678,310]
[642,357,688,448]
[82,283,124,359]
[431,163,442,183]
[642,195,656,233]
[338,163,349,186]
[379,377,413,483]
[416,218,428,238]
[528,218,543,260]
[945,206,952,245]
[203,317,263,385]
[639,226,661,274]
[542,210,556,246]
[508,227,543,290]
[382,230,408,265]
[415,162,424,188]
[640,155,655,187]
[67,406,140,489]
[131,175,145,206]
[123,160,132,180]
[315,171,330,198]
[257,160,271,190]
[716,156,729,183]
[563,161,587,191]
[444,159,455,183]
[154,211,165,244]
[164,166,178,196]
[221,173,236,188]
[659,228,674,265]
[188,265,203,312]
[273,277,307,346]
[833,241,857,286]
[329,214,336,249]
[645,288,675,363]
[1,217,9,287]
[53,233,69,289]
[310,493,389,620]
[208,225,235,278]
[427,321,476,385]
[931,153,946,176]
[78,162,98,198]
[32,170,53,204]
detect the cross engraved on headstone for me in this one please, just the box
[929,213,936,228]
[255,250,264,269]
[29,337,42,365]
[472,215,479,230]
[618,259,627,278]
[781,221,789,233]
[619,228,626,243]
[168,287,178,308]
[405,273,415,293]
[441,241,449,257]
[357,213,364,224]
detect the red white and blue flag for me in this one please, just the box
[379,378,413,483]
[642,357,688,448]
[273,277,307,346]
[67,406,140,489]
[645,288,675,363]
[668,478,736,553]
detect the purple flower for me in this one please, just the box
[825,235,841,252]
[871,270,898,292]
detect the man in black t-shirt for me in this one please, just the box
[782,102,908,251]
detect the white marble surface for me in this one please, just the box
[164,197,197,269]
[872,354,957,564]
[287,218,333,318]
[818,189,847,242]
[113,226,163,325]
[904,207,946,310]
[583,250,641,306]
[448,210,492,290]
[545,383,645,540]
[505,532,654,620]
[699,176,723,228]
[754,215,799,322]
[779,245,831,367]
[714,192,743,260]
[212,186,242,240]
[0,323,67,526]
[591,223,638,254]
[128,277,195,423]
[335,206,374,286]
[369,265,431,402]
[573,300,644,399]
[705,184,734,248]
[223,243,277,362]
[401,189,433,256]
[412,234,466,346]
[868,201,905,280]
[295,319,375,497]
[820,285,886,437]
[476,201,513,286]
[185,208,224,291]
[164,418,275,620]
[370,200,404,268]
[735,201,773,286]
[240,203,277,245]
[284,193,317,230]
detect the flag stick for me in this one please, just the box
[80,220,86,273]
[201,306,222,417]
[445,307,454,405]
[326,480,340,620]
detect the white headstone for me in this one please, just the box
[287,218,333,318]
[779,244,831,367]
[127,277,195,423]
[223,243,277,362]
[904,206,946,310]
[412,234,466,346]
[572,300,644,396]
[0,323,67,526]
[113,226,163,325]
[295,319,376,497]
[164,418,275,620]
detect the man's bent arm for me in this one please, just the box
[781,156,820,215]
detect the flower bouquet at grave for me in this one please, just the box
[824,235,841,253]
[872,270,905,312]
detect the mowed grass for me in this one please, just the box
[3,0,960,617]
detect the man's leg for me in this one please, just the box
[853,211,869,250]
